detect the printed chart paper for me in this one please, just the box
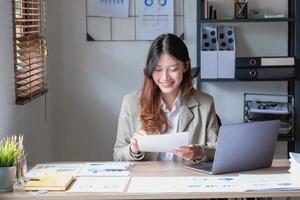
[77,162,133,176]
[27,163,84,177]
[239,174,300,191]
[136,0,174,40]
[127,176,243,193]
[87,0,129,17]
[68,177,130,192]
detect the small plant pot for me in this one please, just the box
[0,166,16,192]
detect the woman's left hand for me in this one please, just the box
[172,145,204,161]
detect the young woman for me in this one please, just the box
[113,33,219,162]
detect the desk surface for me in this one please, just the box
[0,159,299,200]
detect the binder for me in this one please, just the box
[236,57,295,67]
[235,67,295,80]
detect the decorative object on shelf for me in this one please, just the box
[234,0,248,19]
[208,4,217,19]
[201,26,235,79]
[249,9,263,19]
[0,135,24,192]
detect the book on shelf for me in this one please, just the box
[203,0,208,19]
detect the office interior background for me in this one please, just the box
[0,0,294,163]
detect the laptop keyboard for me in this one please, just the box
[185,162,213,172]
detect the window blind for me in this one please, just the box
[12,0,47,105]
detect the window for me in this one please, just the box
[12,0,47,105]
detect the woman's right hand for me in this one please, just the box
[130,129,147,154]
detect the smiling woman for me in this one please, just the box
[113,33,219,163]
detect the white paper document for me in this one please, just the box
[68,177,130,193]
[127,176,243,193]
[240,174,300,191]
[137,132,189,152]
[289,152,300,175]
[27,163,84,177]
[136,0,174,40]
[77,162,133,177]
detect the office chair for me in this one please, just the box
[191,67,222,127]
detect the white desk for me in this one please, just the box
[0,159,299,200]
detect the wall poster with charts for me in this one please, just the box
[86,0,184,41]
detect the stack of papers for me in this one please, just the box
[289,152,300,175]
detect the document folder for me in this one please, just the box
[25,175,74,191]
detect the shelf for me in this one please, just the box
[197,0,300,154]
[201,78,294,82]
[200,18,295,23]
[201,79,237,82]
[278,134,295,141]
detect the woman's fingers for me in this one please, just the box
[172,145,195,160]
[130,130,146,154]
[130,138,140,154]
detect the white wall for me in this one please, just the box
[0,0,53,163]
[46,0,146,161]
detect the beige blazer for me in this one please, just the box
[113,89,219,161]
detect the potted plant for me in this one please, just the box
[0,136,19,192]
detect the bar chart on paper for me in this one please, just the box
[87,0,129,17]
[136,0,174,40]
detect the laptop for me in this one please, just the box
[184,120,280,174]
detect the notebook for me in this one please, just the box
[25,175,74,191]
[184,120,280,174]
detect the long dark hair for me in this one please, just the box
[140,33,193,133]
